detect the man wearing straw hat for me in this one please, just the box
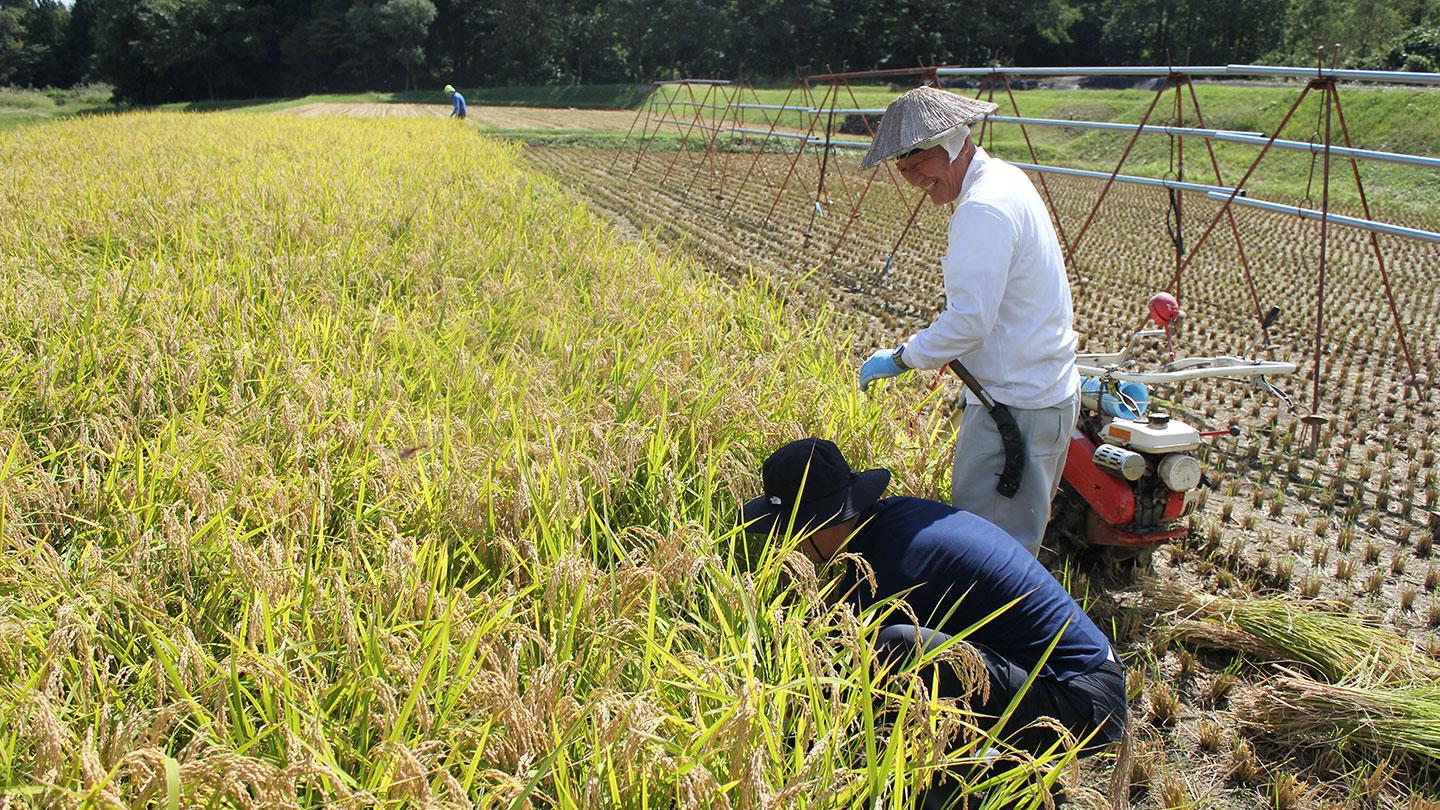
[857,86,1080,558]
[742,437,1127,801]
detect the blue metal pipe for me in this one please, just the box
[1202,192,1440,243]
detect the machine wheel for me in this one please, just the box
[1045,485,1089,551]
[1051,485,1167,570]
[1124,547,1155,571]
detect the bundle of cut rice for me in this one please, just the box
[1236,669,1440,767]
[1153,589,1439,684]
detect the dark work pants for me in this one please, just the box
[875,624,1128,804]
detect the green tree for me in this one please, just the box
[378,0,436,89]
[484,0,562,81]
[1099,0,1285,64]
[809,0,1080,72]
[650,0,732,78]
[553,0,622,83]
[0,5,24,85]
[0,0,70,87]
[946,0,1082,64]
[427,0,494,84]
[346,0,435,89]
[1383,24,1440,70]
[1273,0,1440,66]
[609,0,658,80]
[92,0,267,101]
[59,0,1440,101]
[58,0,101,85]
[729,0,834,77]
[279,0,355,93]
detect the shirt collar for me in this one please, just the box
[960,145,989,202]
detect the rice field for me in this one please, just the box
[0,112,1108,807]
[3,93,1438,808]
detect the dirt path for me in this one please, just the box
[280,102,637,131]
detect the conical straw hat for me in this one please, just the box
[859,86,998,169]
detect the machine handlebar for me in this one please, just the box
[1077,357,1296,384]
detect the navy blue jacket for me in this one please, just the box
[842,497,1112,680]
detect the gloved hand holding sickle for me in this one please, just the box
[860,347,1028,499]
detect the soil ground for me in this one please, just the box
[278,101,639,131]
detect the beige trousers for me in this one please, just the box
[951,391,1080,556]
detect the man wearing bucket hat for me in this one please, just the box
[743,437,1127,791]
[445,84,467,119]
[856,85,1080,558]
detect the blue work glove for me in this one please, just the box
[859,348,906,392]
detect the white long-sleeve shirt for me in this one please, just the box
[903,147,1079,409]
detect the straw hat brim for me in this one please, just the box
[859,87,998,170]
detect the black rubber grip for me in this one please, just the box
[944,359,1028,498]
[989,403,1028,499]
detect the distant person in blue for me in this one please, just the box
[444,84,466,119]
[742,438,1127,800]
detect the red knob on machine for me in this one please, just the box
[1148,292,1183,327]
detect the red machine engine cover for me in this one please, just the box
[1064,431,1135,526]
[1064,431,1193,548]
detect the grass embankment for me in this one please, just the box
[0,114,1071,806]
[0,85,114,132]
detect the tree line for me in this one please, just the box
[2,0,1439,103]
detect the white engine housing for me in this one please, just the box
[1099,416,1201,454]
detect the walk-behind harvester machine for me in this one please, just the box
[1054,293,1295,564]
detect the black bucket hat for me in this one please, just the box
[742,438,891,534]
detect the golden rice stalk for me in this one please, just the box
[0,111,1084,808]
[1153,587,1439,684]
[1235,670,1440,768]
